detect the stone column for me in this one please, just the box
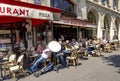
[118,23,120,40]
[15,30,20,43]
[89,0,93,1]
[41,0,50,6]
[20,0,25,2]
[109,17,115,40]
[118,0,120,11]
[28,0,34,3]
[21,0,34,3]
[25,19,33,50]
[98,0,102,4]
[97,13,104,39]
[76,0,87,20]
[109,0,113,8]
[45,0,50,7]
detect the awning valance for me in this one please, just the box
[0,0,61,26]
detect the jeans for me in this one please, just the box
[30,56,45,72]
[87,46,95,54]
[62,50,72,54]
[56,53,67,67]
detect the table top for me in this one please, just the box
[29,54,39,58]
[0,59,8,65]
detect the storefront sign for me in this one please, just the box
[0,3,53,20]
[86,24,97,28]
[54,19,86,27]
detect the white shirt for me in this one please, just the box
[41,48,52,59]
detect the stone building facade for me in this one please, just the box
[86,0,120,40]
[18,0,120,40]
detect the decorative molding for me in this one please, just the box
[87,0,120,14]
[87,1,120,19]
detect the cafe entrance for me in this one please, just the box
[53,24,78,41]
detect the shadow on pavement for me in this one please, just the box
[102,54,120,73]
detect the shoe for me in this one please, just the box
[66,65,69,68]
[33,71,42,78]
[26,68,33,74]
[53,67,59,73]
[88,55,91,57]
[33,72,39,78]
[33,72,40,78]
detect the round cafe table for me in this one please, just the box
[29,54,39,64]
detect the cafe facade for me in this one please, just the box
[50,0,97,41]
[0,0,61,51]
[53,13,97,41]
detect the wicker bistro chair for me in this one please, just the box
[3,54,16,77]
[2,49,13,60]
[111,43,117,50]
[113,40,119,48]
[78,47,87,58]
[66,49,79,67]
[91,44,101,57]
[9,54,25,81]
[104,43,112,53]
[43,53,52,67]
[111,41,119,50]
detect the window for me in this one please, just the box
[87,11,96,24]
[34,0,41,4]
[101,0,106,2]
[113,0,118,9]
[93,0,98,2]
[51,0,74,13]
[101,0,109,6]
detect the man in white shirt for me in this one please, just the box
[29,46,52,73]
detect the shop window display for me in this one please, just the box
[0,30,12,55]
[35,24,52,47]
[53,26,77,41]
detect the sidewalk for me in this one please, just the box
[4,49,120,81]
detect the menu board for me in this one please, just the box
[0,39,11,43]
[0,30,11,34]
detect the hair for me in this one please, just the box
[66,44,72,49]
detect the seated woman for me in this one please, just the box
[36,44,43,55]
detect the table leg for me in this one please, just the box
[0,66,3,81]
[53,54,59,73]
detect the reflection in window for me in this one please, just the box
[34,0,41,4]
[51,0,74,13]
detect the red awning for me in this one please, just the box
[0,0,61,26]
[0,16,48,26]
[0,16,25,24]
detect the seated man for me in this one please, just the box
[33,49,68,78]
[28,45,52,73]
[56,51,68,68]
[86,44,96,56]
